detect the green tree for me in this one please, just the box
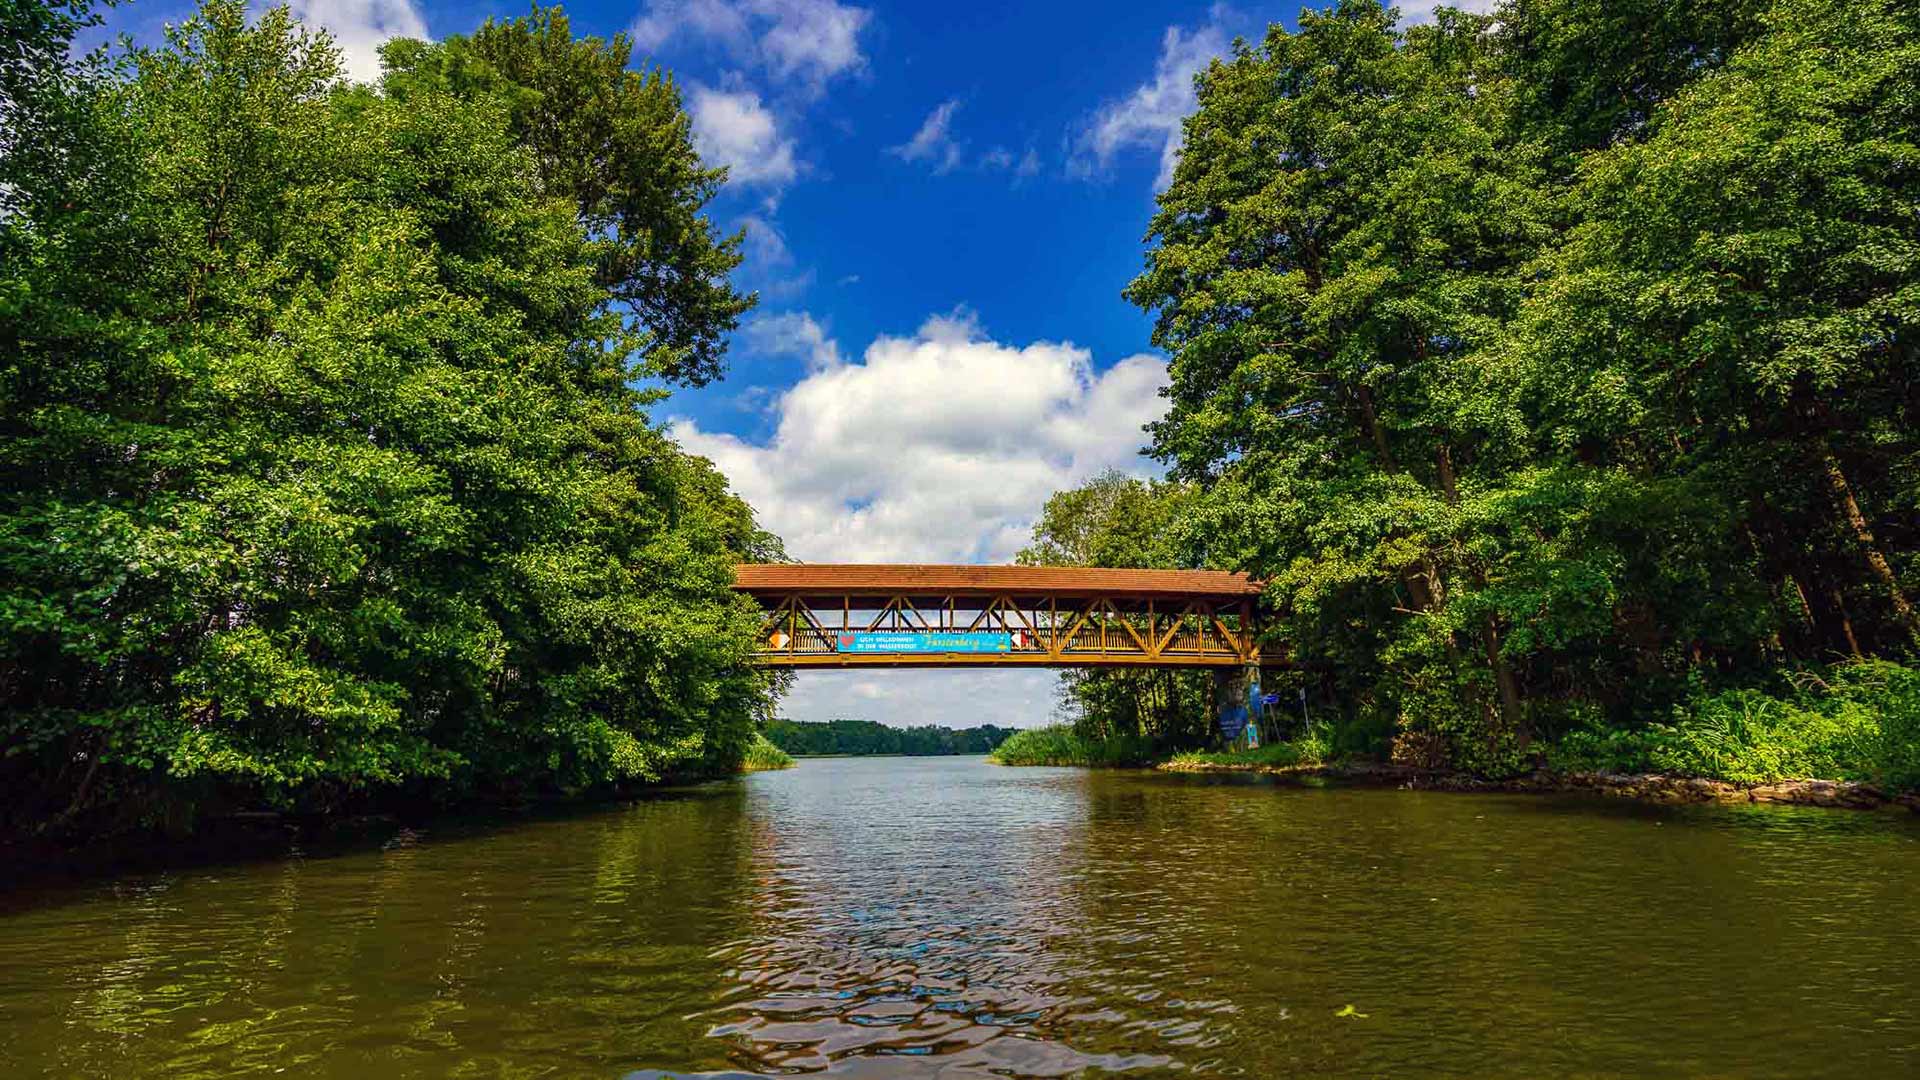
[1515,0,1920,656]
[1115,0,1917,776]
[1018,472,1215,745]
[1,1,777,838]
[1130,1,1550,766]
[379,8,752,387]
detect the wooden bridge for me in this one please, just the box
[735,564,1263,668]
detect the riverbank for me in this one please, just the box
[992,725,1920,812]
[6,743,795,885]
[1158,757,1920,812]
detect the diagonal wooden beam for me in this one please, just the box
[792,598,831,636]
[1053,601,1093,655]
[897,595,934,630]
[1106,598,1152,653]
[757,595,793,634]
[1208,607,1245,658]
[1156,600,1201,653]
[997,595,1039,634]
[863,596,902,631]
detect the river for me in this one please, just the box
[2,756,1917,1077]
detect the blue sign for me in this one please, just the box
[834,631,1012,654]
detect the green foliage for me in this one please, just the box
[1545,661,1920,789]
[988,726,1160,768]
[1167,740,1318,770]
[740,735,794,772]
[1106,0,1920,779]
[379,7,751,387]
[1017,472,1218,748]
[764,719,1015,757]
[1647,691,1880,787]
[0,1,779,839]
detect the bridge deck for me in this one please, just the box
[735,564,1263,668]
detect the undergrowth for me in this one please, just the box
[741,736,796,772]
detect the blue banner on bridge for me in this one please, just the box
[833,631,1013,654]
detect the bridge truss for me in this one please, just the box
[735,564,1265,668]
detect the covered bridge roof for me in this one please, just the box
[732,563,1261,599]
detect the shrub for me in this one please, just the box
[1543,661,1920,791]
[740,736,795,772]
[1647,690,1878,786]
[988,726,1158,767]
[1166,739,1317,770]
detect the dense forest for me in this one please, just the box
[1026,0,1920,788]
[1,0,785,840]
[765,719,1016,757]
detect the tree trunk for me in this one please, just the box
[1820,444,1919,644]
[1747,496,1858,659]
[1436,444,1527,740]
[1356,383,1398,474]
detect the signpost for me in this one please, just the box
[832,631,1012,654]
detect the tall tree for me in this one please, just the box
[1130,1,1549,765]
[380,7,751,387]
[1113,0,1918,772]
[1,1,777,839]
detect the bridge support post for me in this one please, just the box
[1213,663,1262,749]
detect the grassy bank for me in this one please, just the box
[988,727,1160,767]
[994,662,1920,804]
[1541,661,1920,791]
[992,723,1336,773]
[1165,741,1324,771]
[741,736,796,772]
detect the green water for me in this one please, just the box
[3,757,1918,1077]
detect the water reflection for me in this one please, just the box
[3,760,1918,1078]
[2,789,758,1077]
[686,759,1164,1076]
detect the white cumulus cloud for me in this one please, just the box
[677,312,1167,727]
[887,99,966,175]
[672,311,1168,565]
[738,310,842,370]
[689,86,799,189]
[733,214,815,299]
[1071,15,1228,191]
[632,0,871,94]
[289,0,427,83]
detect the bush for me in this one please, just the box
[1544,723,1659,775]
[1544,661,1920,791]
[1646,690,1878,786]
[988,726,1158,767]
[740,736,794,772]
[1873,664,1920,792]
[1166,739,1319,770]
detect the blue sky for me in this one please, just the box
[102,0,1472,725]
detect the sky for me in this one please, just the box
[102,0,1484,727]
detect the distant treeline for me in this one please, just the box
[764,720,1016,757]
